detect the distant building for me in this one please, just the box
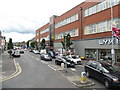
[0,30,6,52]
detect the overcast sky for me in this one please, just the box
[0,0,85,42]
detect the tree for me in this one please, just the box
[27,40,30,48]
[40,38,46,49]
[8,38,13,50]
[61,34,73,50]
[30,41,37,48]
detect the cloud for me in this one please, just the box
[4,32,35,42]
[0,15,42,34]
[0,0,85,42]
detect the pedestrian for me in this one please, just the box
[8,49,12,58]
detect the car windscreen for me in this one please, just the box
[72,56,77,59]
[103,65,117,72]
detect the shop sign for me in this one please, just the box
[99,39,120,45]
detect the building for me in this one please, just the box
[0,31,6,53]
[36,0,120,63]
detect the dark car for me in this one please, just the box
[12,50,20,57]
[40,54,52,61]
[85,61,120,88]
[19,49,24,54]
[55,56,75,68]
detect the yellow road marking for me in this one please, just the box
[0,63,22,82]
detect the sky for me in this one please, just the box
[0,0,85,42]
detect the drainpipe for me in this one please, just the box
[80,7,82,39]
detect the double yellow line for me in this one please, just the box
[0,60,22,82]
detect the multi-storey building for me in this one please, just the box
[36,0,120,63]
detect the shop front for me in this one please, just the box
[73,38,120,63]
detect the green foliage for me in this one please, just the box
[61,41,65,49]
[30,41,37,48]
[27,40,30,48]
[40,38,46,49]
[8,38,13,50]
[61,34,73,50]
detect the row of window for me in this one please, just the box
[55,28,79,40]
[84,0,120,17]
[40,28,49,34]
[84,18,120,35]
[55,14,78,29]
[39,35,50,42]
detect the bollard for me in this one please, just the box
[60,63,64,70]
[80,72,87,83]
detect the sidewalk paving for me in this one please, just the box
[59,69,95,88]
[1,51,16,78]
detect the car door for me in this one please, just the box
[94,63,106,82]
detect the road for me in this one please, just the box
[2,51,106,89]
[2,51,76,88]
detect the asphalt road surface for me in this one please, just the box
[2,51,107,89]
[2,51,76,88]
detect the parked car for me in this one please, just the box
[33,50,39,54]
[40,54,52,61]
[40,49,46,55]
[19,49,24,54]
[85,61,120,88]
[66,55,82,65]
[55,56,75,68]
[12,50,20,57]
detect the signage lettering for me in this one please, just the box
[99,39,120,45]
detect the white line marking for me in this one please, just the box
[40,60,48,64]
[70,68,77,71]
[36,58,40,60]
[48,65,56,71]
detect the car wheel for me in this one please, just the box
[104,80,110,89]
[86,71,91,78]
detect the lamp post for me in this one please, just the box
[110,1,115,66]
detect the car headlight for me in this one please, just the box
[112,78,119,82]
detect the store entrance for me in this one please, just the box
[85,49,96,60]
[98,49,111,62]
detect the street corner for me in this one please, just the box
[0,60,22,82]
[72,79,95,88]
[58,69,95,88]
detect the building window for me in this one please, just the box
[101,1,107,10]
[97,2,102,12]
[84,9,89,17]
[40,28,49,34]
[55,14,79,28]
[108,20,112,31]
[84,26,89,35]
[75,14,79,20]
[84,0,119,17]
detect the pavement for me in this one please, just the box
[58,69,95,88]
[0,51,18,82]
